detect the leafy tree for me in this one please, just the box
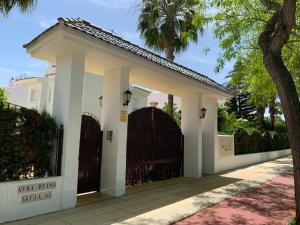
[207,0,300,221]
[218,105,238,134]
[225,93,256,121]
[227,51,279,126]
[0,0,36,16]
[0,88,7,103]
[137,0,206,118]
[163,102,181,126]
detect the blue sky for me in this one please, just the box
[0,0,233,88]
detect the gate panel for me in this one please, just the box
[77,114,103,194]
[126,107,183,186]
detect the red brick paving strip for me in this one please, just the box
[175,172,295,225]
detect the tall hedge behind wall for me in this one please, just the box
[234,128,290,155]
[0,102,60,181]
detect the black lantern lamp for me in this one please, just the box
[123,89,132,106]
[200,108,207,119]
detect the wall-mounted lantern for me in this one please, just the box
[123,89,132,106]
[99,96,103,107]
[200,108,207,119]
[107,130,113,142]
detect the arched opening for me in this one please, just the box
[126,107,184,186]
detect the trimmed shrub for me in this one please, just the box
[0,102,58,181]
[234,129,289,155]
[234,128,250,155]
[272,132,280,151]
[262,131,272,152]
[279,133,290,150]
[249,130,262,153]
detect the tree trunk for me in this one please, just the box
[263,52,300,224]
[167,94,174,118]
[166,46,175,118]
[256,105,265,127]
[268,98,276,129]
[258,1,299,222]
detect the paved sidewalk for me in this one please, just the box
[5,156,293,225]
[175,171,294,225]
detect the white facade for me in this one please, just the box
[0,18,236,223]
[4,66,151,122]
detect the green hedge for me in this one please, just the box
[0,102,58,181]
[234,128,290,155]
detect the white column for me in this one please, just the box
[202,97,218,174]
[101,66,129,197]
[52,51,85,209]
[181,92,203,177]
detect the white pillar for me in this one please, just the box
[52,51,85,209]
[181,92,203,177]
[202,97,218,174]
[101,66,129,197]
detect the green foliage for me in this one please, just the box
[249,130,262,153]
[209,0,300,74]
[288,218,296,225]
[225,93,256,121]
[137,0,207,59]
[0,88,7,102]
[163,103,181,126]
[0,0,37,16]
[218,106,238,134]
[0,103,58,181]
[234,128,290,155]
[234,128,250,154]
[204,0,300,95]
[226,51,279,125]
[261,131,272,153]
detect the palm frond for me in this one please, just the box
[0,0,36,16]
[137,0,206,60]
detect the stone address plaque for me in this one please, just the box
[18,181,56,194]
[21,191,52,203]
[18,181,56,204]
[219,135,234,157]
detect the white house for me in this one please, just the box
[0,18,289,224]
[4,65,150,122]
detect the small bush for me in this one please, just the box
[249,130,262,153]
[234,128,250,154]
[272,132,280,151]
[262,131,272,152]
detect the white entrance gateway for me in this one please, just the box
[22,17,232,212]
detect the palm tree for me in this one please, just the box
[0,0,36,16]
[137,0,204,118]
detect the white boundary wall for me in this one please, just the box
[0,177,62,223]
[214,135,291,173]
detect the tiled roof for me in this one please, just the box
[24,18,232,96]
[16,76,38,81]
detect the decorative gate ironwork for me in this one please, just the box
[126,107,184,186]
[77,113,103,194]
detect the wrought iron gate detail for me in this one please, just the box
[126,107,184,186]
[77,113,103,194]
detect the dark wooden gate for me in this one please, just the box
[126,107,184,186]
[77,113,103,194]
